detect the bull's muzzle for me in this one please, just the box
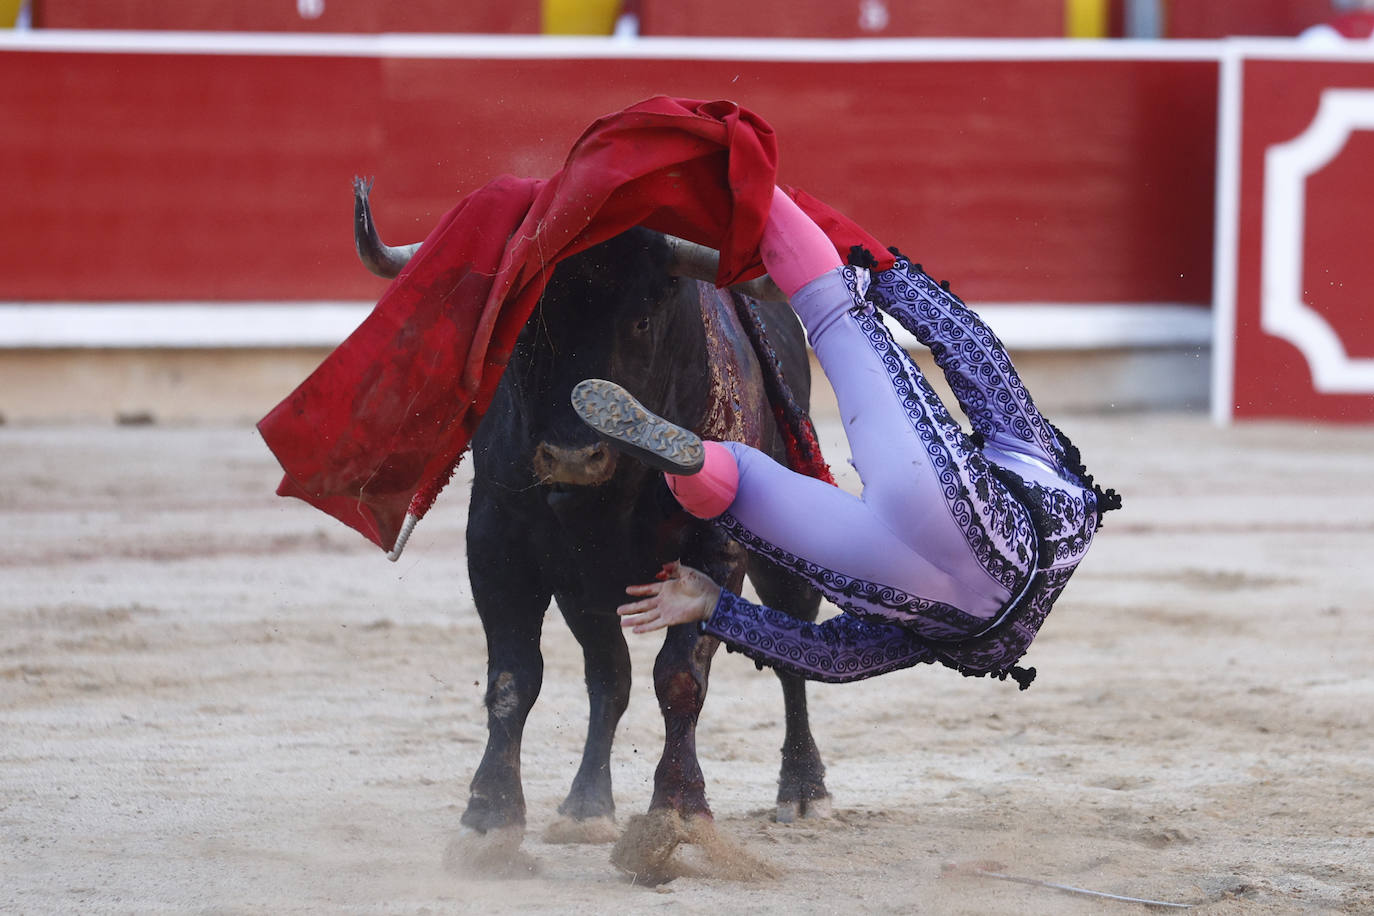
[532,441,618,487]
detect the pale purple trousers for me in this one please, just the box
[707,261,1095,648]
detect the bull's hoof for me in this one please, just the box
[611,811,777,885]
[775,795,833,823]
[611,811,690,885]
[543,815,620,845]
[442,825,539,878]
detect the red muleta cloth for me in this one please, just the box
[257,96,892,553]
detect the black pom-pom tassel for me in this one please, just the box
[847,245,879,270]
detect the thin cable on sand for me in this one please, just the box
[943,861,1195,909]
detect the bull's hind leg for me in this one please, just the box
[543,604,631,844]
[747,554,832,822]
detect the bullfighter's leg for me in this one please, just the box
[550,601,632,830]
[864,255,1072,476]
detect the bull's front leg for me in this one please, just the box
[610,536,777,883]
[447,500,551,875]
[445,604,547,876]
[609,621,719,883]
[460,612,545,835]
[647,621,716,818]
[642,531,744,821]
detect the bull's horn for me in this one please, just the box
[663,235,786,302]
[354,176,422,279]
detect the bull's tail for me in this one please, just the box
[729,294,836,487]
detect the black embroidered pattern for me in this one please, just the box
[936,565,1076,681]
[988,464,1097,570]
[867,257,1065,467]
[703,589,935,684]
[846,245,880,270]
[700,563,1075,689]
[1047,421,1123,529]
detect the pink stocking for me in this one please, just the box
[665,441,739,519]
[759,186,842,298]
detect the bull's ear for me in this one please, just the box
[663,235,786,301]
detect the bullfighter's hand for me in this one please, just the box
[617,561,722,633]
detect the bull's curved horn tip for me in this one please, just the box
[664,235,786,301]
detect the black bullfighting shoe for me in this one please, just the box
[570,379,705,475]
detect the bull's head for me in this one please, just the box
[509,227,698,492]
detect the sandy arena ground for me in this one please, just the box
[3,404,1373,914]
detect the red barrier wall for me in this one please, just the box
[1165,0,1334,38]
[32,0,1344,39]
[0,41,1218,307]
[31,1,540,34]
[639,2,1064,38]
[31,0,1062,37]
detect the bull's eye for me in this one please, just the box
[633,316,651,333]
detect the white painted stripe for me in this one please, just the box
[0,302,1212,350]
[7,31,1371,64]
[1216,36,1374,62]
[887,304,1211,351]
[0,29,1230,61]
[0,303,370,348]
[1210,46,1243,426]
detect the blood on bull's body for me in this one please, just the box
[355,180,831,874]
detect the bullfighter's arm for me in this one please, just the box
[701,589,934,684]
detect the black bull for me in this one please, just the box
[463,229,833,849]
[350,183,832,868]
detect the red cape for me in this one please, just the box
[258,96,892,552]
